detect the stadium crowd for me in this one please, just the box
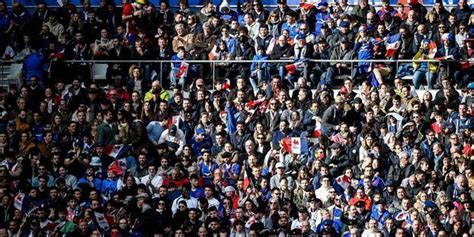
[0,0,473,236]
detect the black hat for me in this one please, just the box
[298,206,308,213]
[169,125,177,136]
[277,0,286,4]
[222,152,231,158]
[317,38,327,44]
[286,10,297,18]
[375,200,386,205]
[347,220,358,226]
[353,97,363,104]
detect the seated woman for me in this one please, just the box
[412,39,437,89]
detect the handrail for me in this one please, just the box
[6,4,463,9]
[2,59,471,64]
[52,59,474,63]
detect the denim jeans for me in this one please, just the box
[169,68,185,87]
[413,67,434,89]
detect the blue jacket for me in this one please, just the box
[101,179,118,197]
[171,54,185,70]
[314,10,331,35]
[250,54,269,71]
[78,176,102,191]
[281,22,300,39]
[354,37,377,69]
[23,52,47,84]
[0,11,9,32]
[146,121,164,144]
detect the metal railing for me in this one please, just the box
[1,58,470,89]
[6,3,463,9]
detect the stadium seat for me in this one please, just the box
[92,63,108,81]
[7,63,23,81]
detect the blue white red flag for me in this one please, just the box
[282,137,308,154]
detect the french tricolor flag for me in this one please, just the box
[385,41,399,58]
[335,175,351,190]
[103,144,128,159]
[282,137,308,154]
[175,62,189,78]
[284,61,304,74]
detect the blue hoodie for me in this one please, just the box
[250,53,269,72]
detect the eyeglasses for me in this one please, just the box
[158,202,165,205]
[438,26,445,28]
[257,137,264,139]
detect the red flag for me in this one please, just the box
[461,61,471,70]
[281,137,308,154]
[245,98,266,108]
[428,42,437,58]
[166,115,181,128]
[103,144,125,158]
[223,79,231,89]
[108,159,126,176]
[285,61,303,74]
[175,62,189,78]
[300,2,315,11]
[258,100,268,113]
[312,129,321,138]
[335,175,351,189]
[385,41,399,58]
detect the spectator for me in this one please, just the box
[0,2,473,236]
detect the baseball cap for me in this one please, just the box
[296,34,306,40]
[169,125,177,136]
[339,21,350,28]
